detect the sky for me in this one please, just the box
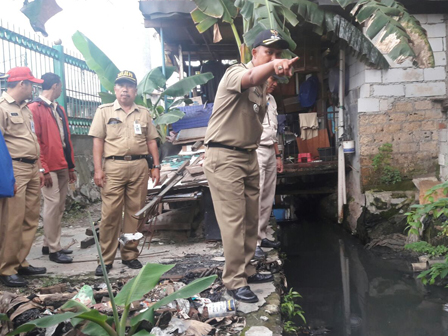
[1,0,163,80]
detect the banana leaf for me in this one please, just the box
[98,92,116,104]
[137,66,176,96]
[130,275,217,326]
[193,0,238,23]
[115,264,174,306]
[8,312,81,335]
[162,73,214,98]
[0,313,8,321]
[72,31,120,92]
[331,0,434,67]
[169,98,193,109]
[154,109,185,126]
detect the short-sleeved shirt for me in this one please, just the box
[259,94,278,146]
[204,61,267,149]
[88,100,159,157]
[0,91,40,159]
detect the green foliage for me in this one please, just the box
[281,288,306,334]
[418,257,448,286]
[72,31,214,142]
[372,143,402,185]
[8,217,216,336]
[0,314,9,321]
[405,241,448,257]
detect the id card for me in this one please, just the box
[134,121,142,135]
[30,120,35,133]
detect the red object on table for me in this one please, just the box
[298,153,312,163]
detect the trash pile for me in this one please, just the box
[0,273,248,336]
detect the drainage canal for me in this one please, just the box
[278,196,448,336]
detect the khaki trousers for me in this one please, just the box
[42,169,69,253]
[0,198,8,254]
[204,147,259,290]
[256,145,277,244]
[100,159,149,265]
[0,161,40,276]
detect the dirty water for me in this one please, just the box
[280,217,448,336]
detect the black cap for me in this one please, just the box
[115,70,137,85]
[252,29,289,50]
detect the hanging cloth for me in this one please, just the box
[299,112,318,140]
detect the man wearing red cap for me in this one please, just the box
[0,67,47,287]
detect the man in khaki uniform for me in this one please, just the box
[89,70,160,276]
[0,67,47,287]
[255,76,283,260]
[204,30,298,303]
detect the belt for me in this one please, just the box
[105,155,147,161]
[12,158,37,164]
[259,144,274,148]
[207,142,254,152]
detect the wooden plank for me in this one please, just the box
[296,129,330,159]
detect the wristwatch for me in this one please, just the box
[39,168,45,173]
[153,165,161,169]
[275,154,282,158]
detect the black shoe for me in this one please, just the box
[17,265,47,275]
[227,286,259,303]
[42,247,73,255]
[122,259,142,269]
[254,246,266,260]
[260,238,281,249]
[60,249,73,255]
[49,251,73,264]
[0,274,28,287]
[248,272,274,284]
[95,264,112,276]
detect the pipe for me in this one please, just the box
[178,44,184,80]
[338,47,347,223]
[188,51,192,98]
[160,27,168,110]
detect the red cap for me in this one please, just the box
[4,67,44,84]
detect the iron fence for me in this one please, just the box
[0,20,102,133]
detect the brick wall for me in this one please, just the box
[352,14,448,187]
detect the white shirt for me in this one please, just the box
[259,94,278,146]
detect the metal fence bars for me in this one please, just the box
[0,20,101,132]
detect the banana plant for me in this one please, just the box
[7,218,217,336]
[72,31,214,141]
[190,0,433,68]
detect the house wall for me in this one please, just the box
[346,14,448,230]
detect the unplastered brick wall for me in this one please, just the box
[354,14,448,187]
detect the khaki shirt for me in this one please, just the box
[259,94,278,146]
[39,95,66,148]
[204,61,267,149]
[88,100,159,157]
[0,92,40,159]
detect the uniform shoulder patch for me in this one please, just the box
[98,102,114,109]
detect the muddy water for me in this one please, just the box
[280,218,448,336]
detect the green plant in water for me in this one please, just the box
[405,241,448,257]
[372,143,402,185]
[7,214,216,336]
[71,31,214,142]
[418,257,448,286]
[281,288,306,334]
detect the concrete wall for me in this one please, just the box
[346,14,448,230]
[68,135,100,204]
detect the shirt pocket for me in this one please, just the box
[135,122,148,139]
[106,123,122,140]
[247,88,263,116]
[9,115,29,136]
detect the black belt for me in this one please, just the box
[207,142,254,152]
[12,158,37,164]
[259,144,274,148]
[105,155,147,161]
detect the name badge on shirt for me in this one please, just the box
[134,121,142,135]
[30,120,35,133]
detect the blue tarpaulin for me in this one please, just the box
[172,103,213,133]
[0,131,15,198]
